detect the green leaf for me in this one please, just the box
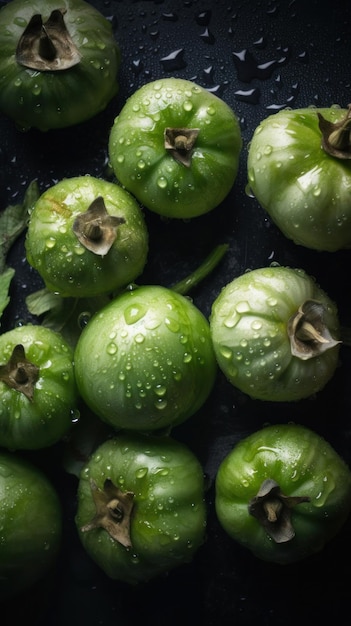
[26,287,110,348]
[0,267,15,322]
[0,179,40,274]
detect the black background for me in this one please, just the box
[1,0,351,624]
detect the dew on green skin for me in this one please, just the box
[136,467,148,479]
[124,303,147,325]
[106,342,118,355]
[45,237,56,249]
[157,176,168,189]
[223,310,240,329]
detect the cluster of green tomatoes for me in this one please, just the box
[1,0,351,602]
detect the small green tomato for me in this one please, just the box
[75,432,207,584]
[210,265,340,402]
[0,450,62,600]
[74,284,217,432]
[215,423,351,564]
[108,78,242,219]
[0,0,120,131]
[0,324,78,450]
[25,176,149,298]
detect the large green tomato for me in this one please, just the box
[0,0,120,131]
[210,265,340,402]
[0,450,62,600]
[247,105,351,251]
[75,432,207,585]
[0,324,78,450]
[74,284,217,432]
[215,423,351,564]
[108,78,242,219]
[25,176,149,298]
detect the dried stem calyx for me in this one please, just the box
[81,479,135,549]
[288,299,340,360]
[164,127,200,166]
[318,104,351,159]
[73,196,125,256]
[0,344,39,401]
[16,9,81,71]
[249,478,310,543]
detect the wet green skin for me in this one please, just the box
[0,450,62,600]
[25,176,149,298]
[108,78,242,219]
[0,324,78,450]
[210,266,340,402]
[0,0,120,131]
[75,432,207,585]
[215,423,351,564]
[74,284,217,432]
[247,106,351,251]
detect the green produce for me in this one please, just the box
[0,324,77,449]
[215,423,351,564]
[0,0,120,131]
[210,265,340,401]
[75,432,207,585]
[108,77,242,219]
[247,105,351,251]
[0,450,62,600]
[25,176,149,298]
[74,284,217,432]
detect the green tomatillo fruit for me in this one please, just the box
[247,105,351,251]
[0,324,78,450]
[25,176,149,298]
[215,423,351,564]
[74,284,217,432]
[210,265,340,402]
[0,0,120,131]
[75,432,207,585]
[0,450,62,600]
[108,77,242,219]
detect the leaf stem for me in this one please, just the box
[171,243,228,295]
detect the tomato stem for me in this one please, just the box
[0,344,39,401]
[318,105,351,159]
[249,478,310,543]
[164,127,200,166]
[81,479,134,549]
[16,9,81,72]
[171,243,229,295]
[73,197,125,256]
[288,300,340,360]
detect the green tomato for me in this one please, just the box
[108,78,242,219]
[75,432,207,585]
[215,423,351,564]
[210,265,340,402]
[247,105,351,251]
[0,0,120,131]
[25,176,149,298]
[74,284,217,432]
[0,450,62,600]
[0,324,78,450]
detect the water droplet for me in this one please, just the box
[162,12,178,22]
[165,316,180,332]
[154,385,167,397]
[157,176,168,189]
[195,10,212,26]
[107,342,117,355]
[45,237,56,249]
[234,88,260,104]
[136,467,148,479]
[124,303,147,325]
[200,28,215,44]
[160,49,186,71]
